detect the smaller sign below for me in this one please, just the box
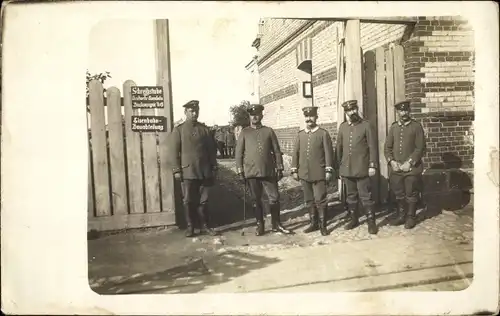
[131,116,167,132]
[131,86,164,109]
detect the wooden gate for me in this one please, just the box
[363,43,406,206]
[87,79,177,232]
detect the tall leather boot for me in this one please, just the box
[344,204,359,230]
[197,204,218,236]
[271,203,293,234]
[404,201,417,229]
[183,203,195,237]
[365,204,378,235]
[255,202,265,236]
[390,199,407,226]
[303,206,319,233]
[318,206,329,236]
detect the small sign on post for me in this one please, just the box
[130,86,166,133]
[131,86,165,109]
[131,115,167,132]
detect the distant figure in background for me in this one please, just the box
[234,125,243,143]
[215,127,226,158]
[225,128,236,158]
[384,100,426,230]
[166,100,219,237]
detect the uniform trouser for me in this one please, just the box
[390,173,421,203]
[181,178,213,228]
[301,180,327,209]
[225,145,234,158]
[246,177,280,222]
[344,176,375,207]
[216,141,225,157]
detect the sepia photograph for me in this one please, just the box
[1,1,498,315]
[87,16,476,294]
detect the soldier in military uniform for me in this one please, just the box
[167,100,219,237]
[291,106,335,236]
[384,100,426,229]
[336,100,378,235]
[235,104,293,236]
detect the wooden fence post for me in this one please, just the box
[89,79,111,216]
[364,50,380,205]
[107,87,128,214]
[376,47,389,204]
[386,47,396,125]
[393,44,406,103]
[345,20,364,116]
[124,80,145,214]
[141,113,161,213]
[154,19,175,214]
[88,144,95,219]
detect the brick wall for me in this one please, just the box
[258,19,409,154]
[257,17,475,170]
[416,111,474,169]
[403,16,474,169]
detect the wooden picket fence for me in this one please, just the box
[87,79,176,232]
[363,43,406,205]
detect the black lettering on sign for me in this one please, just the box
[131,86,165,109]
[131,116,167,132]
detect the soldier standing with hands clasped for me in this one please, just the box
[235,104,293,236]
[167,100,219,237]
[291,106,335,236]
[384,100,426,229]
[336,100,379,235]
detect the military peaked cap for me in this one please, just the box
[394,100,411,111]
[183,100,200,109]
[247,104,264,115]
[302,106,318,116]
[341,100,358,110]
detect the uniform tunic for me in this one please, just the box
[336,119,378,178]
[167,120,217,180]
[225,131,236,147]
[235,125,284,178]
[384,119,426,176]
[291,126,335,182]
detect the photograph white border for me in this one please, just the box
[1,1,498,315]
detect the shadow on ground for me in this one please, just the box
[91,250,280,294]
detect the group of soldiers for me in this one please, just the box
[212,125,236,159]
[166,98,426,238]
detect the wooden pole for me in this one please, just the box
[336,23,346,200]
[154,20,176,216]
[344,20,364,116]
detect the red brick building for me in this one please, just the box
[251,17,474,171]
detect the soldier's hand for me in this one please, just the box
[276,169,284,181]
[325,171,333,183]
[390,160,401,172]
[174,172,183,182]
[368,167,376,177]
[400,161,411,172]
[238,172,245,181]
[292,172,299,181]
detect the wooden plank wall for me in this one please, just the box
[363,50,380,206]
[123,80,144,214]
[88,80,111,216]
[375,47,389,205]
[107,87,127,215]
